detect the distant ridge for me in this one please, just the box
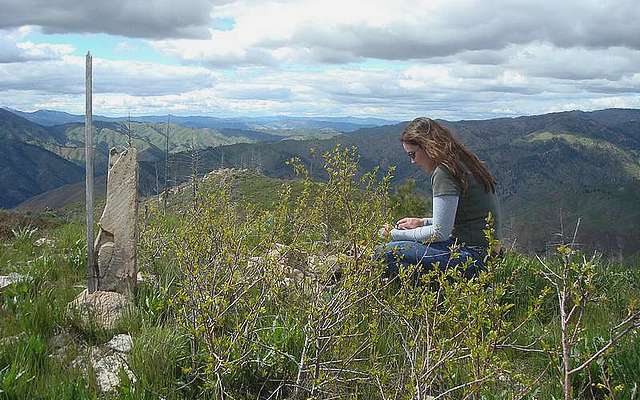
[0,141,85,209]
[142,108,640,255]
[1,108,400,208]
[3,107,398,132]
[15,176,107,212]
[3,107,640,255]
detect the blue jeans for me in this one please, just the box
[378,238,485,284]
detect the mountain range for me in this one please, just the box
[2,107,639,256]
[2,108,396,132]
[1,108,396,207]
[140,109,640,256]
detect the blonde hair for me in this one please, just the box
[401,117,496,193]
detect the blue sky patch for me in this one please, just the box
[211,17,235,31]
[24,31,175,64]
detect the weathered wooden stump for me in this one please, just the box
[94,147,139,297]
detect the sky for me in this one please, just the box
[0,0,639,120]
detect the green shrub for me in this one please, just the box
[124,325,190,399]
[155,146,549,398]
[2,145,638,399]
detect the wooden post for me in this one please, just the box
[163,114,170,213]
[85,52,97,293]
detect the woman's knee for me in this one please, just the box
[376,241,417,279]
[377,240,486,283]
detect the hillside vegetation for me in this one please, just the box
[0,141,85,208]
[1,147,638,399]
[0,109,355,208]
[141,110,640,256]
[3,108,640,255]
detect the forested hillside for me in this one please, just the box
[155,109,640,255]
[0,110,350,207]
[0,141,85,208]
[3,108,639,255]
[1,157,638,399]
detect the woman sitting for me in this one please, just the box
[379,117,502,282]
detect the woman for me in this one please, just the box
[380,117,502,282]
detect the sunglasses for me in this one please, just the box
[407,151,416,160]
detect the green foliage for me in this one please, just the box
[0,334,92,399]
[123,325,190,399]
[10,225,39,243]
[126,145,640,399]
[535,242,640,399]
[0,215,95,399]
[149,146,541,398]
[1,252,76,338]
[389,178,430,222]
[149,145,396,398]
[1,144,639,399]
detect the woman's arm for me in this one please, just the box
[390,195,458,242]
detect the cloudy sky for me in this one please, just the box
[1,0,639,120]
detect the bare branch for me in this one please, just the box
[569,310,640,375]
[433,376,492,400]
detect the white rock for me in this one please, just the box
[106,334,133,353]
[34,237,54,247]
[90,347,136,392]
[67,290,130,330]
[0,273,27,291]
[72,345,136,393]
[94,352,135,392]
[136,271,157,284]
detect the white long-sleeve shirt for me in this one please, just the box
[390,195,459,242]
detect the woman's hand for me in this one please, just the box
[395,217,424,230]
[378,224,393,239]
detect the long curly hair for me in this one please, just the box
[401,117,496,193]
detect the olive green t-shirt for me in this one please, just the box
[431,165,502,248]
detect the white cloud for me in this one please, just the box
[0,55,219,96]
[0,28,73,63]
[4,54,639,120]
[114,41,139,55]
[153,0,640,66]
[16,41,75,59]
[504,44,640,81]
[1,0,639,119]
